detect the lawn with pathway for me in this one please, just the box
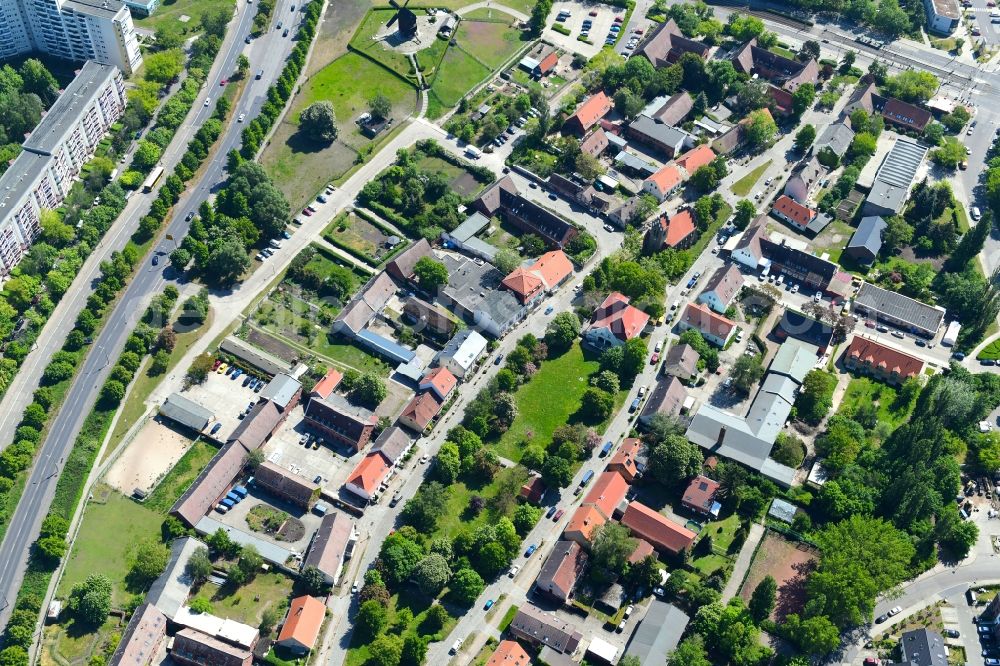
[731,160,772,197]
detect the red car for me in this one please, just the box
[614,15,623,21]
[650,352,659,364]
[634,28,644,34]
[554,509,564,520]
[212,359,222,370]
[220,79,228,86]
[302,208,313,216]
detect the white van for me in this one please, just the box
[972,206,982,221]
[669,300,679,311]
[465,145,482,159]
[450,639,463,655]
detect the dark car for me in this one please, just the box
[982,359,997,366]
[875,613,889,623]
[185,211,195,222]
[210,422,222,435]
[152,255,159,266]
[545,505,557,519]
[945,629,960,638]
[494,354,504,366]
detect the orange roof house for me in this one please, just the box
[564,92,613,135]
[276,596,326,654]
[310,368,343,401]
[503,266,545,304]
[643,164,683,202]
[487,639,532,666]
[564,471,629,547]
[419,367,457,401]
[343,453,390,501]
[608,437,642,482]
[520,474,547,504]
[843,336,924,385]
[531,250,574,289]
[679,302,736,348]
[676,144,716,177]
[584,292,650,350]
[537,51,559,76]
[399,391,443,433]
[772,194,817,232]
[564,504,607,547]
[620,501,697,554]
[502,250,574,305]
[628,538,655,564]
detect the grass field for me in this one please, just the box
[978,337,1000,360]
[454,16,526,69]
[58,486,164,605]
[203,572,295,626]
[838,376,912,430]
[145,439,219,513]
[348,9,417,79]
[432,466,531,541]
[731,160,772,197]
[495,343,600,462]
[307,0,373,77]
[262,52,417,210]
[323,211,390,265]
[429,45,491,115]
[136,0,234,36]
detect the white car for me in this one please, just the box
[888,606,902,617]
[654,340,663,353]
[204,98,211,107]
[508,566,519,577]
[237,113,246,122]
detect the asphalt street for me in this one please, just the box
[0,0,299,632]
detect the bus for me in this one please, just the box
[142,165,165,193]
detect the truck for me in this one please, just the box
[465,145,482,159]
[225,492,240,504]
[600,441,613,457]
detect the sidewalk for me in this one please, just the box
[721,523,765,602]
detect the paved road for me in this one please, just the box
[0,0,302,631]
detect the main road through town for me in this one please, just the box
[0,0,300,630]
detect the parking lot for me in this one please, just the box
[966,0,1000,45]
[543,1,623,58]
[212,484,324,555]
[182,365,271,441]
[260,403,358,492]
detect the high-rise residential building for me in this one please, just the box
[0,60,126,274]
[0,0,141,75]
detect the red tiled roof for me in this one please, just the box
[277,596,325,650]
[538,51,559,75]
[608,437,641,478]
[769,85,794,114]
[682,474,719,512]
[487,639,532,666]
[676,144,716,176]
[881,97,932,131]
[400,392,443,431]
[628,538,655,564]
[845,336,924,379]
[311,369,343,400]
[646,165,682,195]
[345,453,389,494]
[531,250,573,288]
[565,504,607,543]
[590,292,650,342]
[664,209,696,248]
[420,367,457,400]
[581,471,629,519]
[520,475,546,504]
[773,194,816,227]
[503,266,545,301]
[621,501,697,554]
[569,92,612,132]
[682,302,736,341]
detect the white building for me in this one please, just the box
[923,0,959,33]
[436,329,487,378]
[0,0,141,75]
[0,61,126,274]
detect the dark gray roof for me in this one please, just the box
[854,282,945,335]
[509,605,582,654]
[370,426,413,464]
[260,373,301,410]
[448,212,491,243]
[624,601,689,665]
[23,61,119,155]
[614,151,658,175]
[147,537,206,620]
[159,393,214,432]
[866,138,927,214]
[64,0,127,18]
[816,121,855,157]
[848,215,887,258]
[220,337,291,376]
[898,628,949,666]
[629,114,690,148]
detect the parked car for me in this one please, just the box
[525,544,537,557]
[508,566,519,577]
[545,505,557,519]
[945,629,960,638]
[484,599,494,610]
[554,509,564,520]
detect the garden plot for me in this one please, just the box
[739,531,819,621]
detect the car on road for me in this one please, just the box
[888,606,902,617]
[653,587,664,596]
[152,255,159,266]
[494,353,504,365]
[548,193,558,200]
[650,352,659,364]
[953,352,966,360]
[213,359,222,371]
[302,208,313,216]
[204,98,210,106]
[545,305,554,315]
[525,544,537,557]
[217,363,228,374]
[210,422,222,435]
[554,508,564,520]
[450,639,463,655]
[891,330,905,339]
[973,206,982,221]
[546,505,557,519]
[245,35,252,43]
[484,599,494,610]
[419,454,429,464]
[654,340,663,353]
[915,339,926,347]
[814,291,822,302]
[624,604,634,618]
[945,629,960,638]
[317,194,328,203]
[986,659,1000,666]
[982,359,997,366]
[603,223,615,232]
[508,566,519,577]
[238,113,246,123]
[529,181,537,189]
[790,283,799,294]
[876,613,889,623]
[351,581,359,594]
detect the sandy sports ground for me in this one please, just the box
[739,530,819,620]
[105,418,195,495]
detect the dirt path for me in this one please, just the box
[721,523,765,603]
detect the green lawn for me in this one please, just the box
[978,337,1000,360]
[58,487,164,605]
[136,0,234,37]
[428,45,491,115]
[346,588,458,666]
[145,439,220,513]
[700,514,743,553]
[495,343,600,462]
[838,376,912,429]
[454,17,527,70]
[204,572,295,626]
[731,160,772,197]
[432,466,531,541]
[348,9,417,79]
[298,52,417,125]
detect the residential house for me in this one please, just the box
[880,97,933,133]
[845,215,887,264]
[508,605,583,654]
[608,196,644,228]
[487,640,532,666]
[607,437,642,483]
[520,43,559,76]
[663,343,700,381]
[896,629,949,666]
[640,19,711,67]
[473,178,579,248]
[332,272,397,338]
[844,78,877,118]
[698,264,743,314]
[442,211,498,263]
[675,144,716,177]
[276,596,326,654]
[369,426,414,467]
[815,122,855,161]
[580,128,610,157]
[303,395,377,452]
[642,164,683,202]
[419,367,457,401]
[109,603,167,666]
[614,150,659,179]
[852,282,945,338]
[254,461,320,509]
[171,629,253,666]
[503,250,573,305]
[644,208,696,252]
[784,158,823,205]
[620,501,697,555]
[843,336,925,385]
[774,309,833,354]
[924,0,960,33]
[385,238,432,283]
[343,453,390,502]
[862,138,927,217]
[534,540,588,603]
[651,91,694,126]
[583,292,650,350]
[679,302,736,347]
[438,253,526,337]
[564,471,630,546]
[768,85,795,116]
[760,237,839,291]
[732,39,818,91]
[711,108,775,155]
[520,474,546,504]
[564,92,613,135]
[629,539,656,565]
[681,475,721,518]
[399,391,443,433]
[303,511,356,585]
[309,369,343,402]
[403,296,457,337]
[771,194,819,234]
[628,114,691,158]
[638,376,688,428]
[437,328,488,378]
[624,601,690,666]
[731,216,768,270]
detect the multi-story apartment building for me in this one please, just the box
[0,0,141,75]
[0,60,126,274]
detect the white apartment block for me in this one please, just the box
[0,61,126,274]
[0,0,141,75]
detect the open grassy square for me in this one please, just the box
[348,9,418,80]
[429,45,491,115]
[454,16,528,70]
[838,376,913,429]
[323,211,394,265]
[203,572,295,627]
[415,153,487,198]
[135,0,233,36]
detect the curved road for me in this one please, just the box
[0,0,300,631]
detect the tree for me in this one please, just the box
[128,539,169,589]
[735,79,770,113]
[401,481,449,532]
[350,372,387,407]
[544,311,580,351]
[411,553,451,597]
[668,635,711,666]
[743,109,777,152]
[435,442,461,484]
[102,380,126,405]
[493,248,521,274]
[133,140,162,171]
[300,101,339,142]
[784,613,841,656]
[840,49,857,72]
[449,567,485,606]
[882,70,939,103]
[734,200,756,229]
[20,59,58,103]
[580,387,615,423]
[791,83,815,116]
[542,454,573,488]
[357,599,389,639]
[848,132,877,162]
[200,5,231,35]
[795,123,816,152]
[236,53,250,79]
[748,575,776,622]
[931,136,966,169]
[69,574,112,625]
[185,547,213,583]
[39,209,75,246]
[414,256,448,291]
[694,599,771,666]
[143,48,185,83]
[800,39,821,61]
[646,434,703,487]
[204,237,250,285]
[590,522,636,579]
[731,354,764,394]
[795,370,837,425]
[401,635,428,666]
[369,93,392,121]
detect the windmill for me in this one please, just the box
[386,0,418,39]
